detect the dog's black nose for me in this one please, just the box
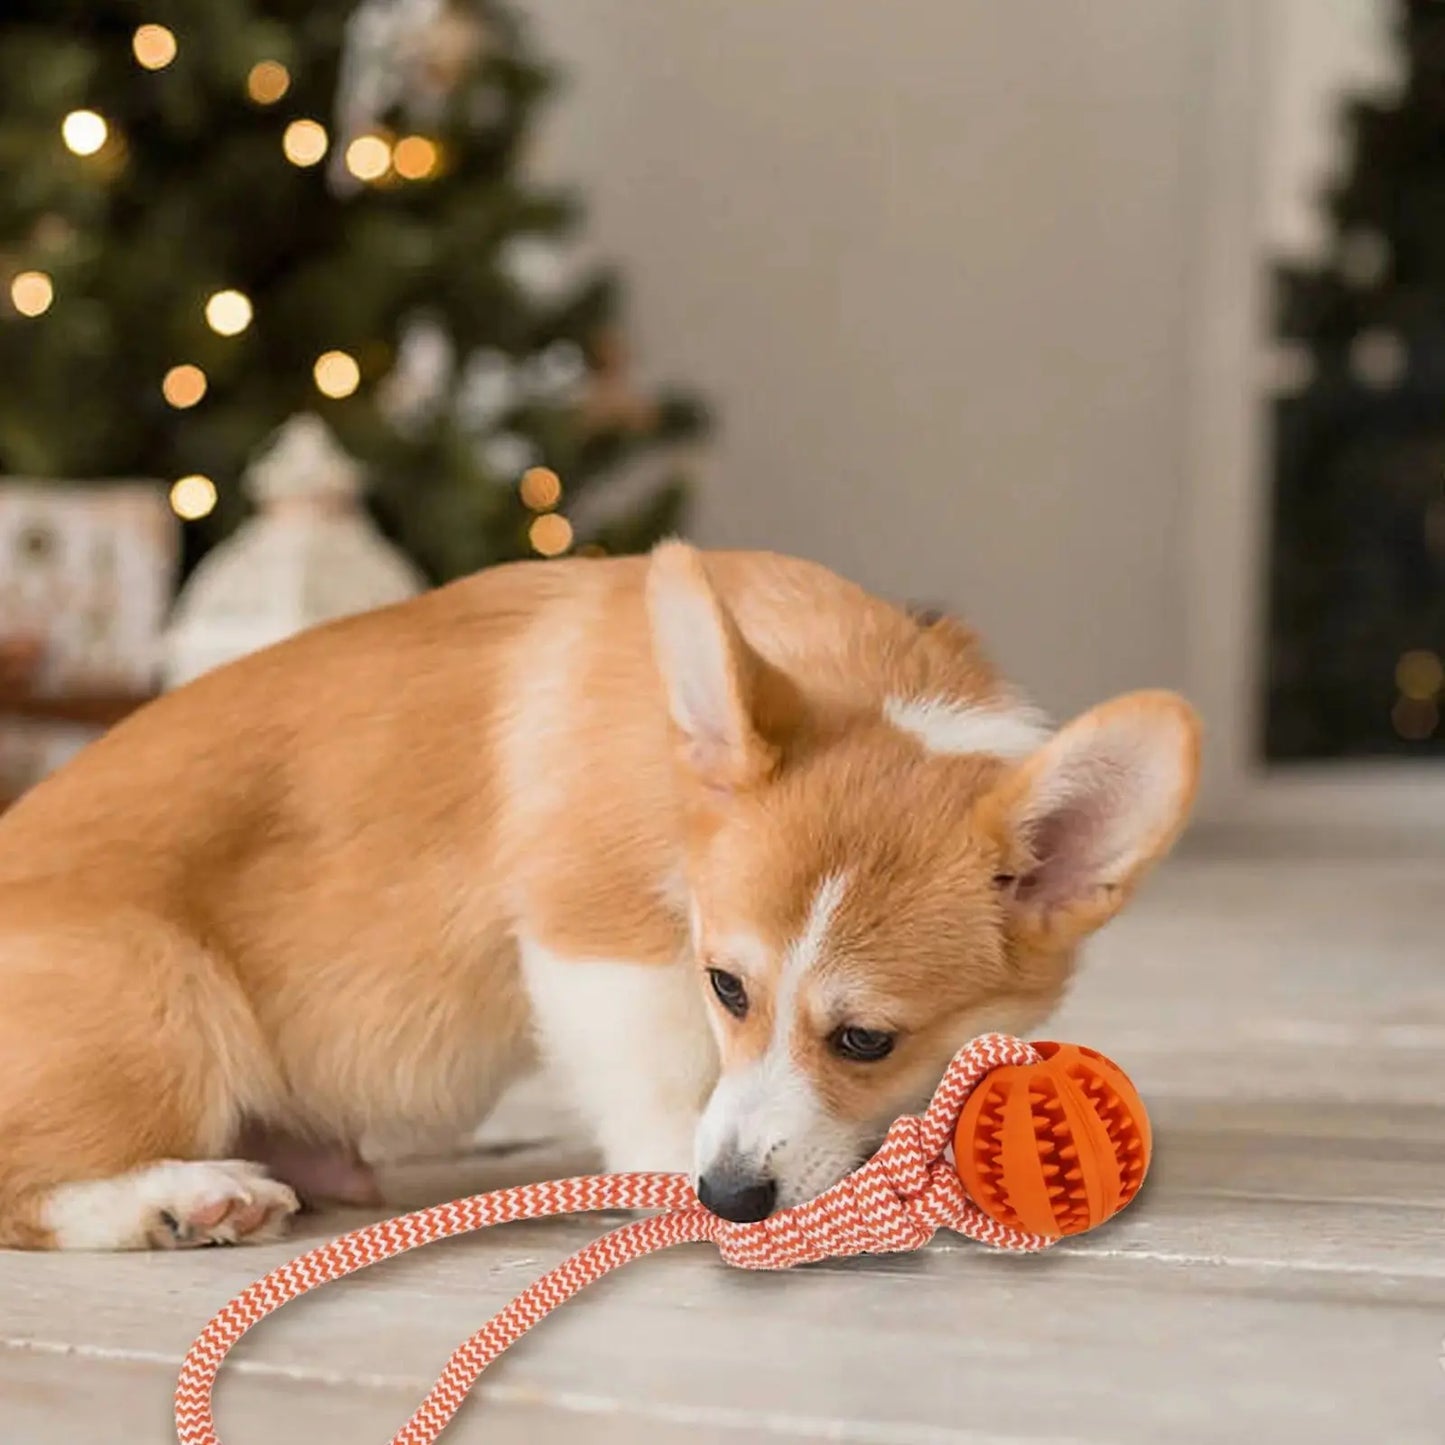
[697,1169,777,1223]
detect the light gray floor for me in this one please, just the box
[4,855,1444,1444]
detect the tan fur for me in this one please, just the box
[0,546,1199,1246]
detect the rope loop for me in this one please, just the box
[176,1033,1058,1445]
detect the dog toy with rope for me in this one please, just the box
[175,1034,1150,1445]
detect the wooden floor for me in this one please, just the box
[5,854,1444,1444]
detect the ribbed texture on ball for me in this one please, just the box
[953,1040,1151,1238]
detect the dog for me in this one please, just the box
[0,543,1199,1248]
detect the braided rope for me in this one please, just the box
[176,1033,1051,1445]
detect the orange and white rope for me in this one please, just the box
[176,1033,1052,1445]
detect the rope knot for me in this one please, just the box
[708,1034,1052,1272]
[710,1108,968,1271]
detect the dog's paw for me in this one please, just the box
[43,1159,301,1251]
[145,1160,300,1248]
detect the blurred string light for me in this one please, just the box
[313,350,360,398]
[393,136,439,180]
[162,363,207,408]
[282,119,328,167]
[1391,696,1438,741]
[10,271,54,317]
[345,134,392,182]
[1395,649,1442,700]
[1391,650,1442,741]
[132,24,178,70]
[1337,228,1389,288]
[93,135,131,182]
[528,512,573,557]
[247,60,290,105]
[519,466,562,511]
[170,474,217,520]
[1350,327,1406,389]
[205,289,252,336]
[61,110,108,156]
[481,431,536,477]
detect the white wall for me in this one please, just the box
[1263,0,1395,260]
[536,1,1210,718]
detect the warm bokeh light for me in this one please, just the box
[1350,328,1406,389]
[519,466,562,511]
[132,24,177,70]
[344,134,392,182]
[170,474,218,521]
[528,512,574,557]
[393,135,439,180]
[204,289,253,336]
[1391,695,1439,741]
[282,119,328,167]
[61,110,108,157]
[313,350,361,399]
[10,271,53,317]
[162,364,208,409]
[1395,649,1443,701]
[247,60,290,104]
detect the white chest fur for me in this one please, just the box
[517,936,718,1175]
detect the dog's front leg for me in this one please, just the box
[518,937,717,1176]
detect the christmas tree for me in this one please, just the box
[0,0,707,583]
[1266,0,1444,760]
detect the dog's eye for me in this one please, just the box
[707,967,749,1019]
[830,1025,895,1062]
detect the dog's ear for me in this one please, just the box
[981,691,1201,943]
[646,542,778,792]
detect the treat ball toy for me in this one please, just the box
[176,1035,1151,1445]
[954,1040,1151,1238]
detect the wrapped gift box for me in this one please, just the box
[0,480,177,801]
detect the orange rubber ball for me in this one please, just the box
[953,1041,1151,1239]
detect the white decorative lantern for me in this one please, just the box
[163,413,425,688]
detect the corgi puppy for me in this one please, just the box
[0,543,1199,1249]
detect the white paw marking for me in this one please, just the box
[42,1159,300,1251]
